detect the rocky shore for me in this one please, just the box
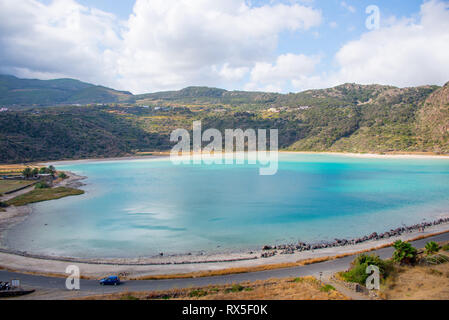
[262,217,449,256]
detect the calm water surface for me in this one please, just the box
[4,154,449,258]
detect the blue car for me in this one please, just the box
[100,276,121,286]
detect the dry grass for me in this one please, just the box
[0,180,35,194]
[0,165,40,175]
[131,244,395,281]
[382,260,449,300]
[79,276,349,301]
[0,265,93,280]
[130,231,448,281]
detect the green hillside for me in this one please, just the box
[0,106,169,163]
[0,75,134,106]
[0,75,448,163]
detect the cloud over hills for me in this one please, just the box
[0,0,448,94]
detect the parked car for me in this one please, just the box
[0,282,11,291]
[99,276,121,286]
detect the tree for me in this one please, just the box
[35,182,50,189]
[425,241,440,255]
[58,172,68,179]
[22,167,33,179]
[392,240,418,265]
[32,168,39,177]
[39,167,49,174]
[48,165,56,175]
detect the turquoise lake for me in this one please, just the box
[4,153,449,258]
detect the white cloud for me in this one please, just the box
[0,0,322,93]
[245,53,321,92]
[340,1,356,13]
[330,0,449,87]
[115,0,322,92]
[215,64,250,81]
[0,0,121,87]
[288,0,449,92]
[1,0,448,94]
[329,21,338,29]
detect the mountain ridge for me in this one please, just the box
[0,74,134,106]
[0,74,443,108]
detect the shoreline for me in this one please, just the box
[0,172,87,249]
[36,150,449,166]
[0,223,448,279]
[1,156,449,277]
[1,216,448,266]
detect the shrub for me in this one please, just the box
[35,182,50,189]
[48,165,56,175]
[39,167,49,174]
[441,243,449,252]
[231,284,245,292]
[425,241,440,255]
[189,289,208,298]
[392,240,417,265]
[22,168,33,178]
[320,284,335,293]
[224,284,245,294]
[341,254,392,285]
[0,201,9,208]
[58,172,68,179]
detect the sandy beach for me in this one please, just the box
[38,150,449,167]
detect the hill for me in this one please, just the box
[0,75,134,107]
[0,106,169,163]
[0,75,448,163]
[135,86,281,107]
[417,81,449,153]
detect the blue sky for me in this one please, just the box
[1,0,448,93]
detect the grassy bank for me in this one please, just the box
[6,187,84,207]
[80,276,348,301]
[0,180,35,194]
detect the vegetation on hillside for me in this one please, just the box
[341,254,394,285]
[392,241,418,265]
[0,75,134,107]
[1,76,448,163]
[0,106,170,163]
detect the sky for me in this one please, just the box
[0,0,448,94]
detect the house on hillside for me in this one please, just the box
[0,107,8,112]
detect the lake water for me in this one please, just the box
[4,154,449,258]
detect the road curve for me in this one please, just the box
[1,233,448,296]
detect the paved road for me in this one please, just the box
[1,233,448,296]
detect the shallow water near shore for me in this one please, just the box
[4,153,449,259]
